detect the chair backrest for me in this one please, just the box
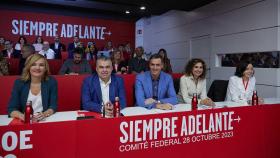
[7,58,20,75]
[171,73,183,94]
[47,59,63,75]
[207,80,229,102]
[0,76,19,114]
[61,51,68,61]
[88,60,96,73]
[119,74,136,107]
[54,75,89,111]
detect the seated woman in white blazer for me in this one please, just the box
[226,61,263,104]
[177,58,214,106]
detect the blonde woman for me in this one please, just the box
[8,54,57,122]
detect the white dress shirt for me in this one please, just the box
[27,90,43,113]
[177,75,207,104]
[99,77,111,104]
[14,43,21,51]
[225,76,256,104]
[39,48,55,59]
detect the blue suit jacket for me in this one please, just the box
[8,76,58,115]
[135,71,178,109]
[82,73,126,113]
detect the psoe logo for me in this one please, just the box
[1,130,33,158]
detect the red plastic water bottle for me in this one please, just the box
[24,101,33,124]
[192,93,198,110]
[114,97,120,117]
[252,90,258,106]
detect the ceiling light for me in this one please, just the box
[125,10,130,14]
[140,6,146,10]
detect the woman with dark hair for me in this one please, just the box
[15,35,27,53]
[8,54,57,122]
[158,48,172,73]
[226,61,263,104]
[177,58,214,106]
[85,43,98,60]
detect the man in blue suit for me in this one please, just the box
[135,54,177,110]
[82,56,126,117]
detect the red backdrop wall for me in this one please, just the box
[0,10,135,49]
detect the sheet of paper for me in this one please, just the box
[42,111,78,123]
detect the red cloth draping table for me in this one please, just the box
[0,104,280,158]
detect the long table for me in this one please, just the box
[0,99,280,158]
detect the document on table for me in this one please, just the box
[42,111,78,123]
[121,104,191,116]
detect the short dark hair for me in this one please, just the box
[149,53,162,63]
[73,47,84,55]
[96,55,112,63]
[184,58,207,79]
[234,61,253,77]
[18,35,27,44]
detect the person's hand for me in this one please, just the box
[104,102,114,117]
[32,112,47,122]
[200,98,215,107]
[156,103,173,110]
[19,113,25,121]
[144,98,156,105]
[116,71,122,74]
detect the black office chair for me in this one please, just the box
[207,80,229,102]
[173,78,180,94]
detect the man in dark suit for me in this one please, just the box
[67,36,79,59]
[2,40,21,58]
[82,56,126,117]
[50,35,66,59]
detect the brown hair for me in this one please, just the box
[184,58,207,79]
[21,54,50,81]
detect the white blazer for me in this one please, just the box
[225,76,256,104]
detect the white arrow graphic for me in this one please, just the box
[233,116,241,123]
[104,31,112,35]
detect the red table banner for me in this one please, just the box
[0,104,280,158]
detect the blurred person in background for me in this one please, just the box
[158,48,172,73]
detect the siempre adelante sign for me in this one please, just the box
[0,10,135,46]
[118,111,239,152]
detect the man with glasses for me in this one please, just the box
[2,40,20,58]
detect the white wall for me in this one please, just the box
[136,0,280,98]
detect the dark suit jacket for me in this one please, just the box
[128,57,147,73]
[112,61,128,74]
[2,49,21,58]
[50,43,66,59]
[8,76,58,115]
[67,43,76,59]
[82,73,126,113]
